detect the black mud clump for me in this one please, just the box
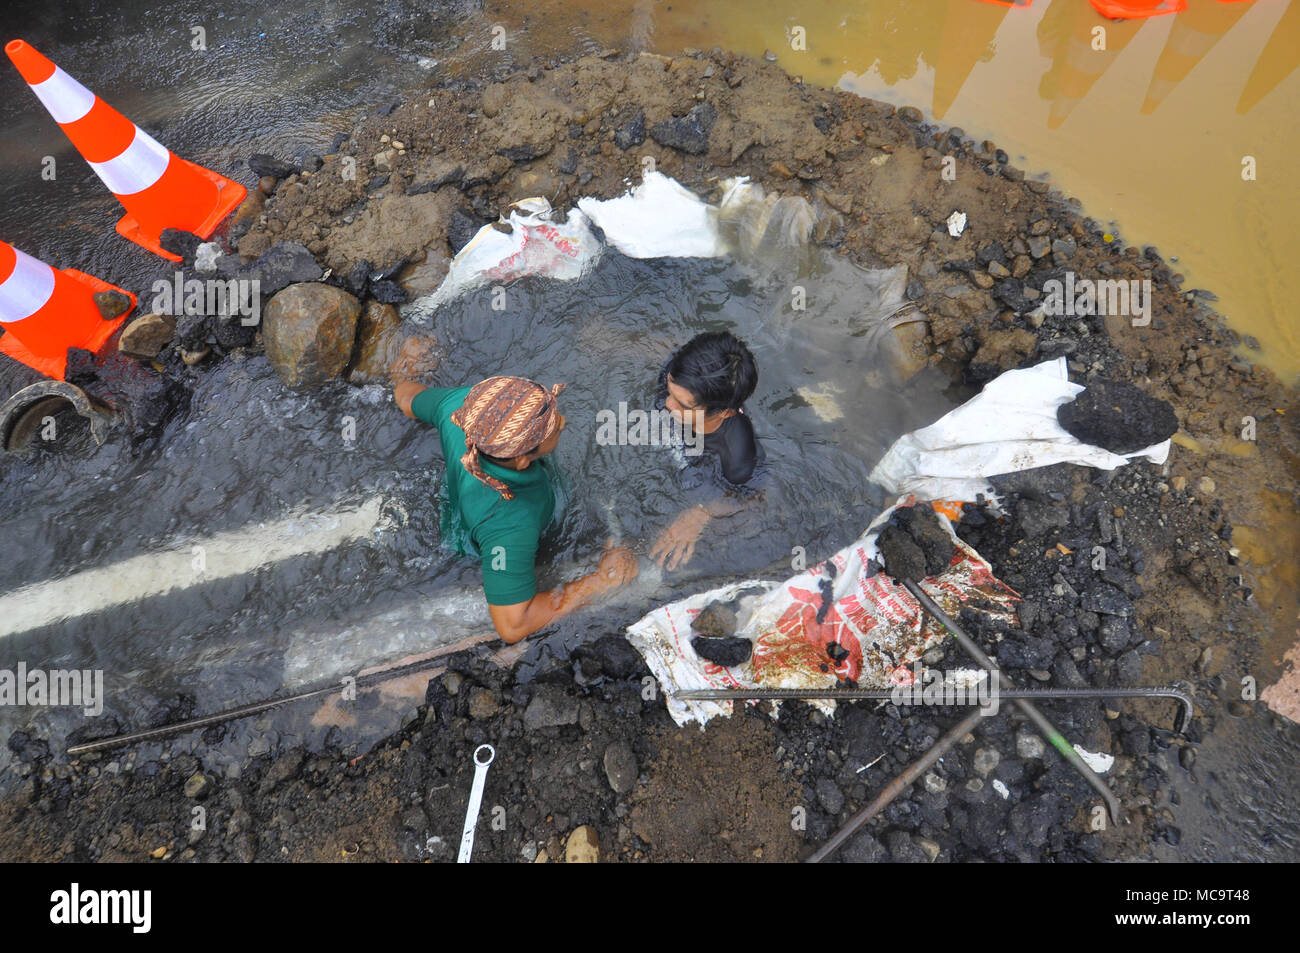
[879,505,955,583]
[691,635,752,668]
[877,524,926,583]
[893,504,956,577]
[649,102,716,155]
[1056,380,1179,454]
[691,601,751,666]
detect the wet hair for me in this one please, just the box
[666,331,758,415]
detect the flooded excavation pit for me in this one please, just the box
[0,226,953,777]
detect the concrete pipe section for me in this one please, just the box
[0,379,115,453]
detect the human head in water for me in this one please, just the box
[663,331,757,431]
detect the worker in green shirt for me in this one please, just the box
[394,373,639,643]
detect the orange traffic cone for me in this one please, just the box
[0,240,136,380]
[1089,0,1186,18]
[5,39,246,263]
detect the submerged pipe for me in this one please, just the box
[0,379,114,451]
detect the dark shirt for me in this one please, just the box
[654,361,764,490]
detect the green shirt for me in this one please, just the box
[411,386,558,606]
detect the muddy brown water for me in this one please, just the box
[0,0,1296,861]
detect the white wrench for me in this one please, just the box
[457,744,495,863]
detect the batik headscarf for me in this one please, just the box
[450,376,567,500]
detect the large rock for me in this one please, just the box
[840,831,887,863]
[448,207,489,255]
[583,635,645,679]
[690,635,752,667]
[1057,380,1179,454]
[614,109,646,150]
[263,283,362,388]
[346,301,403,385]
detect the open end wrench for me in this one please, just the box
[457,744,495,863]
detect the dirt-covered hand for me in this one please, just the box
[650,506,710,571]
[597,542,639,589]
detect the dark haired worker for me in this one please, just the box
[649,331,764,569]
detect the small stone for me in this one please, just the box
[93,290,132,320]
[602,741,638,795]
[1016,731,1046,760]
[180,346,210,366]
[565,825,600,863]
[692,601,737,638]
[815,778,845,815]
[118,313,176,359]
[988,260,1010,279]
[923,772,947,794]
[1012,254,1032,278]
[466,687,500,720]
[1171,476,1187,492]
[1028,235,1051,259]
[973,747,1001,778]
[1197,476,1216,495]
[183,772,211,799]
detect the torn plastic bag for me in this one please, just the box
[577,171,723,258]
[408,197,602,319]
[869,357,1171,503]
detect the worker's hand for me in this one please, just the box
[596,540,639,590]
[650,505,710,571]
